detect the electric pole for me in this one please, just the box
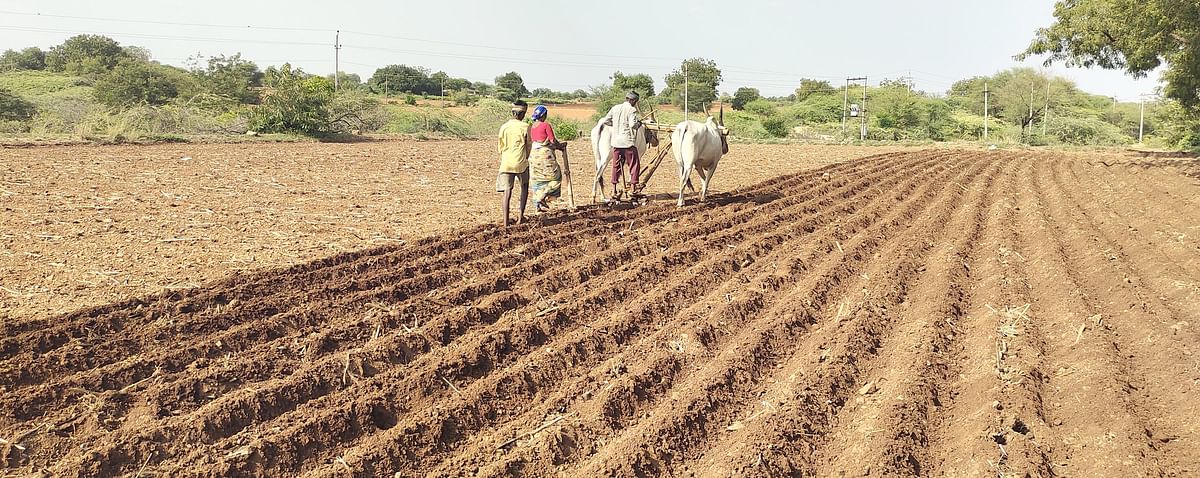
[861,76,868,140]
[441,77,446,108]
[1043,81,1050,137]
[841,77,849,137]
[1028,84,1035,140]
[845,77,867,140]
[684,62,689,121]
[983,82,989,141]
[1139,98,1145,143]
[334,30,341,92]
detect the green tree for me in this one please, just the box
[1020,0,1200,111]
[494,86,519,102]
[194,54,263,104]
[794,78,833,101]
[663,58,722,113]
[0,47,46,72]
[45,35,128,77]
[250,63,336,136]
[593,71,657,118]
[494,71,530,97]
[0,88,36,121]
[612,71,655,98]
[93,59,180,107]
[327,71,364,92]
[731,87,760,110]
[369,65,433,95]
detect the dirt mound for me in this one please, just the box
[1,150,1197,477]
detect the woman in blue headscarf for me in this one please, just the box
[528,104,569,211]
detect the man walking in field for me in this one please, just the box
[600,91,642,199]
[497,100,532,228]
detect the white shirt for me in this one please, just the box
[601,102,640,148]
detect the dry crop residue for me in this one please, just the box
[1,150,1197,477]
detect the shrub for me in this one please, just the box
[743,99,776,117]
[452,90,478,106]
[1047,116,1131,145]
[404,94,417,106]
[94,59,180,107]
[0,88,36,121]
[548,116,582,141]
[762,116,790,138]
[731,87,760,110]
[249,64,336,136]
[45,35,128,77]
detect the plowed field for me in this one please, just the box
[2,150,1199,477]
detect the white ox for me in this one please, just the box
[590,121,658,202]
[672,114,729,207]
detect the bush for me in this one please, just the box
[0,88,36,121]
[762,116,790,137]
[1047,116,1131,145]
[743,99,776,117]
[330,92,387,133]
[452,90,478,106]
[404,94,417,106]
[0,47,46,72]
[45,35,128,77]
[731,87,760,110]
[94,59,180,107]
[249,64,336,136]
[548,116,583,141]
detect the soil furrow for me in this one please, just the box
[1036,158,1198,474]
[40,155,936,477]
[674,154,1001,477]
[197,153,953,478]
[411,153,975,477]
[565,155,989,476]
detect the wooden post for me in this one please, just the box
[560,146,575,210]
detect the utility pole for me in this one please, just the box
[334,30,341,92]
[1028,84,1035,139]
[845,77,867,140]
[684,62,689,121]
[983,82,989,141]
[1043,81,1050,137]
[841,77,849,137]
[860,76,868,141]
[441,77,446,108]
[1139,98,1145,142]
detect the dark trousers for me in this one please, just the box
[611,146,641,188]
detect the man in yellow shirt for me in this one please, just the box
[497,100,532,228]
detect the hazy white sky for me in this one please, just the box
[0,0,1162,100]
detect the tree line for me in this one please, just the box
[1,0,1197,150]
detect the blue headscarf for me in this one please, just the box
[531,105,548,121]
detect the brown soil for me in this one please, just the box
[1,141,917,323]
[2,148,1198,477]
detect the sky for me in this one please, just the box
[0,0,1163,101]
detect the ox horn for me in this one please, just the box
[719,102,725,127]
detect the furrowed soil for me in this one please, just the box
[2,147,1199,477]
[0,140,917,322]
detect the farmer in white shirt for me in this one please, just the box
[599,91,643,197]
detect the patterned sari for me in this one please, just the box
[529,145,561,205]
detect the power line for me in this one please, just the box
[0,9,332,32]
[2,25,328,47]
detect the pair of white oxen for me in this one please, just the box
[589,115,729,207]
